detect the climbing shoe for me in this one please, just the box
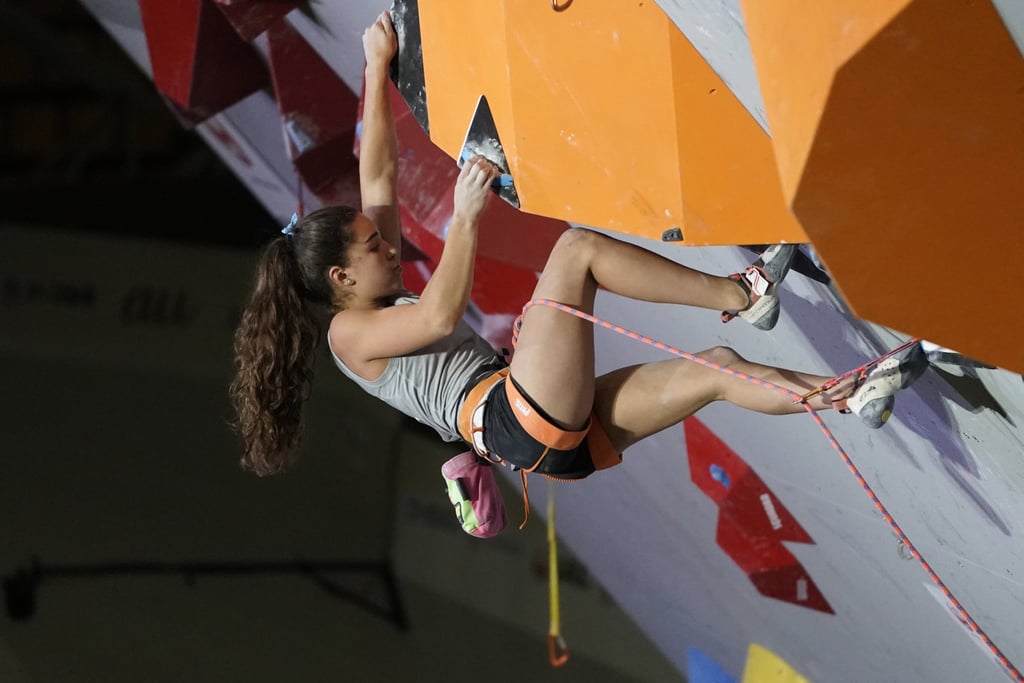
[839,343,930,428]
[721,244,798,331]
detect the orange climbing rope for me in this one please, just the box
[520,297,1022,682]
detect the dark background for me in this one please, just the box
[0,0,277,246]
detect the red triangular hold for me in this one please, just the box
[685,417,813,543]
[139,0,267,122]
[717,515,834,614]
[266,19,360,194]
[213,0,299,42]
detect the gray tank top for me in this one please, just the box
[328,296,505,442]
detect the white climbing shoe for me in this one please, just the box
[721,244,799,331]
[841,343,929,428]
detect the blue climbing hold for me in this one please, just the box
[710,464,731,489]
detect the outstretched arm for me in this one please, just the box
[360,11,400,254]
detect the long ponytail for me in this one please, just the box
[230,206,358,475]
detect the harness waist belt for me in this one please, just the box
[503,377,589,453]
[457,368,509,450]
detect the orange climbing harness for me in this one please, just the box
[517,296,1022,682]
[456,367,508,457]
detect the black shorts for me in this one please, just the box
[482,375,599,480]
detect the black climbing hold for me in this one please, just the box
[662,227,683,242]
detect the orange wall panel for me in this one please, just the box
[417,0,808,247]
[742,0,1024,372]
[417,2,519,172]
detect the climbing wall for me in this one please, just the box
[76,0,1024,681]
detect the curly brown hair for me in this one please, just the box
[230,206,358,476]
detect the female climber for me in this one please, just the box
[230,11,926,479]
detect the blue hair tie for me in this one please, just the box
[281,213,298,237]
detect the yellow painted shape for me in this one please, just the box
[417,0,807,246]
[742,643,811,683]
[741,0,1024,372]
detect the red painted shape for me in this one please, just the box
[399,235,429,264]
[139,0,267,120]
[400,262,432,297]
[718,513,834,614]
[684,415,751,504]
[716,512,799,574]
[722,470,813,544]
[749,564,834,615]
[685,417,832,614]
[478,184,565,276]
[399,206,538,317]
[266,19,360,193]
[471,254,538,317]
[685,417,811,543]
[213,0,299,41]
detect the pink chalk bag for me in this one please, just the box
[441,451,508,538]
